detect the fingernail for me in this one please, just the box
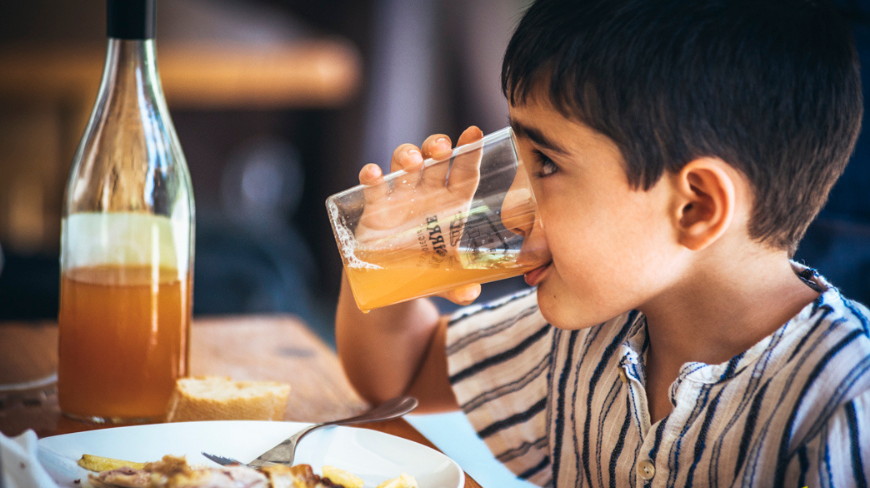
[362,164,379,179]
[436,137,449,146]
[407,149,423,161]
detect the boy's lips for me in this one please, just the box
[524,262,551,287]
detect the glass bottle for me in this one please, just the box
[58,0,194,424]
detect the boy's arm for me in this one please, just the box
[335,272,460,413]
[335,272,441,404]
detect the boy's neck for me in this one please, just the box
[640,245,818,423]
[642,246,819,375]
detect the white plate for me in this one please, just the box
[37,420,464,488]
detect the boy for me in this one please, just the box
[336,0,870,485]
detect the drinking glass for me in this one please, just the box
[326,127,546,311]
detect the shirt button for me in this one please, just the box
[637,459,655,480]
[618,368,628,383]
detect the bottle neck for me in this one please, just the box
[95,37,168,122]
[103,37,159,91]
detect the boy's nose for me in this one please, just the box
[500,168,537,236]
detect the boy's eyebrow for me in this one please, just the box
[509,118,569,155]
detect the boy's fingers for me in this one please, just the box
[420,135,453,188]
[359,162,383,185]
[360,163,389,206]
[390,143,425,173]
[448,126,484,191]
[390,143,426,191]
[421,134,453,160]
[440,283,482,305]
[456,126,484,147]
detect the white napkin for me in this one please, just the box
[1,429,59,488]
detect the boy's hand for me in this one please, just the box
[356,126,484,305]
[356,126,483,240]
[437,282,482,306]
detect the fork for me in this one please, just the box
[203,395,418,467]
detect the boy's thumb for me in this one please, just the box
[443,283,482,306]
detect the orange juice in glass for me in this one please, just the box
[327,127,546,311]
[345,249,541,311]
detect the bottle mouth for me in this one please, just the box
[107,0,156,40]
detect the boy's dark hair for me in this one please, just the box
[502,0,863,252]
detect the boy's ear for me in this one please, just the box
[672,158,736,251]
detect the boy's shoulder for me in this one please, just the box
[762,283,870,409]
[779,265,869,357]
[747,284,870,455]
[795,270,869,351]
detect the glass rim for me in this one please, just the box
[326,126,516,203]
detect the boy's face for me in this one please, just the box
[508,96,687,329]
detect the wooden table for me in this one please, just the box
[0,316,482,488]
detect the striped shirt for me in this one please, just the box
[446,268,870,487]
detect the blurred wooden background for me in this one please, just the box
[0,0,526,338]
[0,0,867,337]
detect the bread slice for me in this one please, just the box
[167,376,291,422]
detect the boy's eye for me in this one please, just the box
[531,150,559,177]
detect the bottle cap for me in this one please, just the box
[107,0,156,39]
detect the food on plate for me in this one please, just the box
[322,465,364,488]
[318,466,416,488]
[79,454,419,488]
[78,454,145,472]
[86,455,265,488]
[166,376,291,421]
[375,474,418,488]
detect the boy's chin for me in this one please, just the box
[535,287,599,330]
